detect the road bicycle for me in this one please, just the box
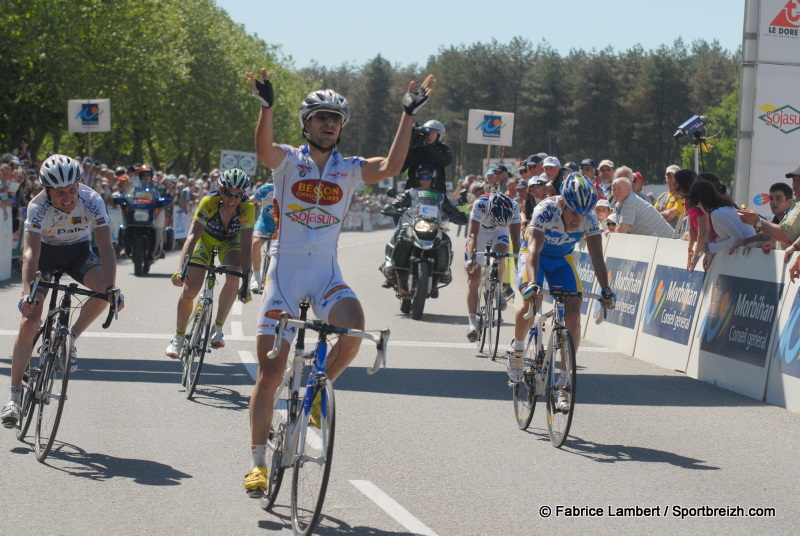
[473,244,518,360]
[16,269,121,462]
[178,248,249,398]
[253,237,272,294]
[512,286,605,448]
[259,300,389,536]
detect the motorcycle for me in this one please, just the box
[113,184,174,276]
[380,188,465,320]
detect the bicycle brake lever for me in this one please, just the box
[368,328,390,375]
[268,312,290,359]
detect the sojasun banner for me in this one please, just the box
[68,99,111,133]
[467,109,514,147]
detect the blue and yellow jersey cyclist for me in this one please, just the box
[166,168,256,358]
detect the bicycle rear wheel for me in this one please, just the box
[259,240,271,293]
[184,301,212,399]
[512,329,540,430]
[259,373,290,509]
[291,376,336,536]
[546,328,577,448]
[34,334,71,462]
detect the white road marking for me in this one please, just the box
[232,301,243,316]
[238,350,258,379]
[231,321,243,339]
[350,480,439,536]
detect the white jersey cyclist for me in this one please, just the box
[25,183,109,245]
[269,144,365,257]
[467,192,521,253]
[530,195,601,256]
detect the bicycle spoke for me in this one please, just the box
[512,327,540,430]
[185,303,211,399]
[546,328,576,448]
[34,335,71,462]
[260,374,290,509]
[292,377,335,536]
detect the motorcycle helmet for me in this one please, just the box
[488,193,515,226]
[39,154,82,189]
[138,164,154,180]
[422,120,445,142]
[219,168,251,190]
[561,172,598,215]
[417,164,437,183]
[298,89,350,129]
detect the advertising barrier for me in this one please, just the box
[634,239,706,373]
[584,233,657,355]
[765,275,800,412]
[684,248,785,401]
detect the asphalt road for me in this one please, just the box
[0,228,797,535]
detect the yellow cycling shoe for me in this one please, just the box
[244,465,268,497]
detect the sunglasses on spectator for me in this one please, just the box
[580,165,593,170]
[221,188,245,199]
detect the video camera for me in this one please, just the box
[674,115,706,139]
[410,122,430,148]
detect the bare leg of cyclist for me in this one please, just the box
[513,298,537,342]
[250,333,290,445]
[251,236,265,276]
[9,301,45,386]
[325,297,365,380]
[175,266,204,332]
[71,264,114,337]
[214,272,240,326]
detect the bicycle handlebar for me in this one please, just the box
[181,254,251,299]
[268,311,390,374]
[523,288,607,325]
[28,271,122,329]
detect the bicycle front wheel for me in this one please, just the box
[512,330,540,430]
[34,334,71,462]
[184,301,212,399]
[291,376,336,536]
[259,373,290,509]
[490,281,502,360]
[546,328,577,448]
[479,285,492,353]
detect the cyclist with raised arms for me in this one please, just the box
[249,181,276,294]
[2,155,123,428]
[166,168,254,357]
[242,68,434,496]
[506,174,616,401]
[464,192,521,342]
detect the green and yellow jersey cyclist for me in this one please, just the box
[166,169,255,358]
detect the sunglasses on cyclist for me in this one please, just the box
[221,188,244,199]
[312,111,344,124]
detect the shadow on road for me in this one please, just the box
[259,504,419,535]
[563,435,720,470]
[336,366,766,408]
[188,384,250,411]
[12,442,192,484]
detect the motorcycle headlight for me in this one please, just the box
[414,219,438,234]
[133,209,150,222]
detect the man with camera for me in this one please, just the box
[402,120,452,194]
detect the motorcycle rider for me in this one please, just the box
[136,164,168,259]
[380,165,466,292]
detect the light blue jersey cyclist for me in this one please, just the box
[249,183,275,292]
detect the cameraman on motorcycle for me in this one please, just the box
[380,165,466,292]
[402,120,452,193]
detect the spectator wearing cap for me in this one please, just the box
[81,156,98,188]
[580,159,597,181]
[595,159,615,201]
[654,165,685,229]
[611,177,675,238]
[595,199,613,231]
[525,155,544,178]
[740,165,800,256]
[542,156,561,188]
[525,176,549,222]
[484,166,505,193]
[563,162,579,173]
[605,212,618,233]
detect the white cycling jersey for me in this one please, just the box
[470,193,521,231]
[271,144,365,257]
[24,184,109,245]
[530,196,601,257]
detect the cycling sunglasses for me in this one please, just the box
[221,187,245,199]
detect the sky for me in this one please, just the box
[214,0,745,69]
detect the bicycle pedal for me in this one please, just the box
[245,488,265,499]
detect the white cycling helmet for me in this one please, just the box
[423,120,445,141]
[219,168,251,190]
[39,154,82,189]
[298,89,350,129]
